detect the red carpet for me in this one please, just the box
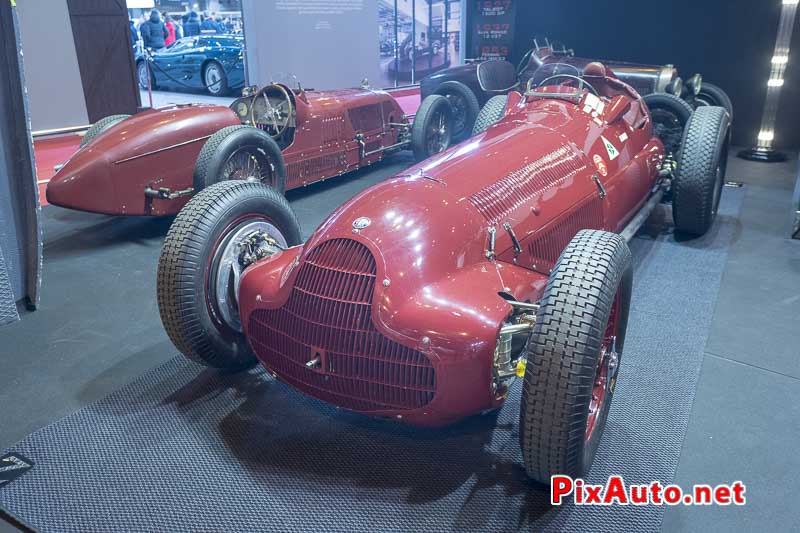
[34,134,82,207]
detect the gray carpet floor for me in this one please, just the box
[1,151,798,532]
[0,182,745,531]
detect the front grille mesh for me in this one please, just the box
[248,239,436,411]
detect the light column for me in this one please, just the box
[739,0,798,162]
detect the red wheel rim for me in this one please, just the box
[585,292,621,443]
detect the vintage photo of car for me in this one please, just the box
[421,38,733,147]
[45,82,454,216]
[136,35,246,96]
[155,62,731,483]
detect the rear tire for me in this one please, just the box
[411,95,453,161]
[520,230,632,483]
[137,60,156,90]
[435,81,480,142]
[672,106,730,236]
[204,61,229,96]
[643,93,693,156]
[80,114,130,148]
[693,82,733,122]
[472,95,508,136]
[157,181,302,370]
[194,125,287,194]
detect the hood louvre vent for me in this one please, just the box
[467,145,587,224]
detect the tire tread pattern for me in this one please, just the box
[157,180,300,369]
[80,114,131,148]
[672,106,729,236]
[472,95,508,136]
[520,229,632,483]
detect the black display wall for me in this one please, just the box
[499,0,799,149]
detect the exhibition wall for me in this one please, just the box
[509,0,800,149]
[242,0,382,90]
[16,0,90,132]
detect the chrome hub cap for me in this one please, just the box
[211,219,287,332]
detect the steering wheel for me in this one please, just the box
[535,74,598,96]
[516,48,534,74]
[250,83,293,138]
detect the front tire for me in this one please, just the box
[520,230,632,483]
[80,114,130,148]
[411,95,453,161]
[193,125,287,194]
[157,181,302,370]
[672,106,731,236]
[471,94,508,136]
[435,81,480,142]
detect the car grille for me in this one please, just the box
[248,238,436,411]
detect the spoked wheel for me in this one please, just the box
[585,293,621,455]
[643,93,693,156]
[520,230,632,483]
[194,125,287,194]
[220,146,275,183]
[204,61,229,96]
[651,108,686,156]
[157,180,301,370]
[411,94,453,161]
[207,215,288,333]
[435,81,480,142]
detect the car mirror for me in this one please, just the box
[605,95,632,124]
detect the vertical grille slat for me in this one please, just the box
[249,239,436,411]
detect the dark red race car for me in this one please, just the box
[156,62,730,482]
[46,82,453,216]
[421,38,733,151]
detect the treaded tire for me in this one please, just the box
[411,95,453,162]
[157,180,302,370]
[193,125,287,194]
[472,95,508,136]
[520,229,633,483]
[435,81,481,142]
[643,93,693,156]
[672,106,730,236]
[80,114,131,148]
[694,82,733,122]
[204,60,229,96]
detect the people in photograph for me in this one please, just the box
[201,12,221,34]
[129,19,138,48]
[140,9,168,50]
[163,12,177,47]
[183,11,201,37]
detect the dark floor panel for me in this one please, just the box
[661,353,800,532]
[704,155,800,379]
[0,154,414,450]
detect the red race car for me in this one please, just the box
[46,82,454,216]
[156,63,730,482]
